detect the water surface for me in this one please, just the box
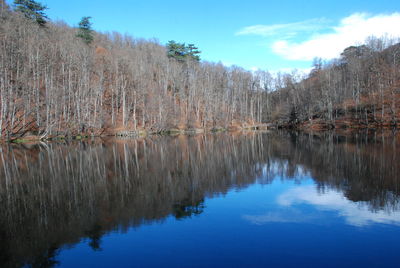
[0,131,399,267]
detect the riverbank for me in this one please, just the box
[276,118,399,131]
[1,124,269,144]
[275,102,399,131]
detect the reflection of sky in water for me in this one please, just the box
[58,175,400,267]
[244,183,400,227]
[2,133,400,267]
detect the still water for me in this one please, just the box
[0,131,399,267]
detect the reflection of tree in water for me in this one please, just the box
[173,198,205,220]
[273,131,400,212]
[0,131,399,267]
[85,224,104,251]
[0,133,267,267]
[30,247,60,268]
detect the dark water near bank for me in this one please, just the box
[0,131,400,268]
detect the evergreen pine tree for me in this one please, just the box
[187,44,201,61]
[167,41,201,62]
[167,40,187,61]
[14,0,48,26]
[76,16,94,45]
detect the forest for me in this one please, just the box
[0,0,399,141]
[270,40,400,130]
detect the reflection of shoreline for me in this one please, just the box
[0,133,267,267]
[0,131,399,267]
[266,131,400,212]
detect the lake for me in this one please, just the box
[0,131,399,268]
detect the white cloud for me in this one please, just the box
[236,18,328,38]
[277,186,400,227]
[272,13,400,61]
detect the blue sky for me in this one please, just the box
[7,0,400,72]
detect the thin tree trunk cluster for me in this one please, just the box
[1,8,399,138]
[0,11,265,139]
[267,38,400,128]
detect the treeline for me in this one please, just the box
[268,38,400,129]
[0,1,265,139]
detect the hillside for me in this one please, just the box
[269,41,400,130]
[1,1,399,142]
[0,2,265,141]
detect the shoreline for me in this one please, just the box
[3,122,398,144]
[1,125,269,144]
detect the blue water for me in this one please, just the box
[58,178,400,268]
[1,132,399,267]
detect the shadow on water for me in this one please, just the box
[0,131,399,267]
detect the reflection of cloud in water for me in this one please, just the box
[243,208,318,225]
[245,186,400,227]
